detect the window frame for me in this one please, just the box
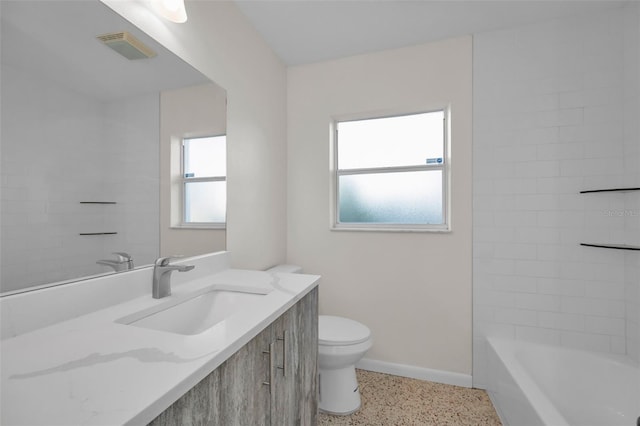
[179,134,227,229]
[331,108,451,232]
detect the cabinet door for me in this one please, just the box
[148,367,222,426]
[148,323,273,426]
[271,287,318,426]
[148,288,318,426]
[218,324,273,426]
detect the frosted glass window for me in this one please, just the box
[183,136,226,178]
[334,109,448,230]
[338,111,444,170]
[181,135,226,225]
[339,171,443,224]
[185,181,226,223]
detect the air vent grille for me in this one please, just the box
[96,31,156,60]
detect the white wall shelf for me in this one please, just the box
[579,188,639,250]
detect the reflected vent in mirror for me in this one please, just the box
[96,32,157,60]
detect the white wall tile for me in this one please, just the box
[611,336,627,354]
[515,259,562,278]
[492,275,538,293]
[585,281,625,300]
[518,127,559,145]
[494,211,538,227]
[515,161,561,178]
[494,308,538,326]
[584,105,623,126]
[584,316,626,336]
[538,311,585,331]
[473,227,515,243]
[494,243,538,260]
[561,297,625,318]
[537,278,585,299]
[475,258,516,276]
[537,142,584,161]
[515,326,561,345]
[517,93,559,113]
[475,289,517,308]
[622,1,640,363]
[537,211,584,228]
[476,322,517,339]
[560,331,612,352]
[516,227,561,244]
[516,293,561,311]
[473,5,638,387]
[494,145,538,163]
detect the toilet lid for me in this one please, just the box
[319,315,371,346]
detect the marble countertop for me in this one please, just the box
[1,267,319,425]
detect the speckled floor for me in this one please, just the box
[318,370,502,426]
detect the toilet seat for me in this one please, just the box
[318,339,372,357]
[319,315,371,346]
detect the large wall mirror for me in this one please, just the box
[0,0,227,295]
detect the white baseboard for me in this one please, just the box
[356,358,473,388]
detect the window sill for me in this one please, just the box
[171,224,226,230]
[331,224,451,233]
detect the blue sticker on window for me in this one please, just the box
[185,173,195,178]
[426,158,443,164]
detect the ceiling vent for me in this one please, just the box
[96,31,156,60]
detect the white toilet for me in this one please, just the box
[266,265,373,415]
[318,315,372,415]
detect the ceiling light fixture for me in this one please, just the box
[152,0,188,23]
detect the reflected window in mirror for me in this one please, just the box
[181,136,227,227]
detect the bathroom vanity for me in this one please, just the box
[0,252,319,425]
[150,287,318,425]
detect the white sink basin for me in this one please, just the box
[118,288,269,335]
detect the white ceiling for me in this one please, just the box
[234,0,629,66]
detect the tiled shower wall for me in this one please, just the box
[473,4,639,388]
[623,4,640,363]
[1,65,159,292]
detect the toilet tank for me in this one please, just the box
[267,264,302,273]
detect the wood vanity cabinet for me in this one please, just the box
[148,287,318,426]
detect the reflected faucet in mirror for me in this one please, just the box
[152,257,195,299]
[96,252,134,272]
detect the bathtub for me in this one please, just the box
[486,337,640,426]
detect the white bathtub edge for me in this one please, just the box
[487,389,510,426]
[357,358,473,388]
[487,337,572,426]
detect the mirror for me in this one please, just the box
[0,0,227,294]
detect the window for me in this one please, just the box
[181,135,226,227]
[333,110,449,231]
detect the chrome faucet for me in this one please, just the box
[152,257,195,299]
[97,252,134,272]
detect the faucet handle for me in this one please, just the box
[155,256,184,267]
[113,252,132,262]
